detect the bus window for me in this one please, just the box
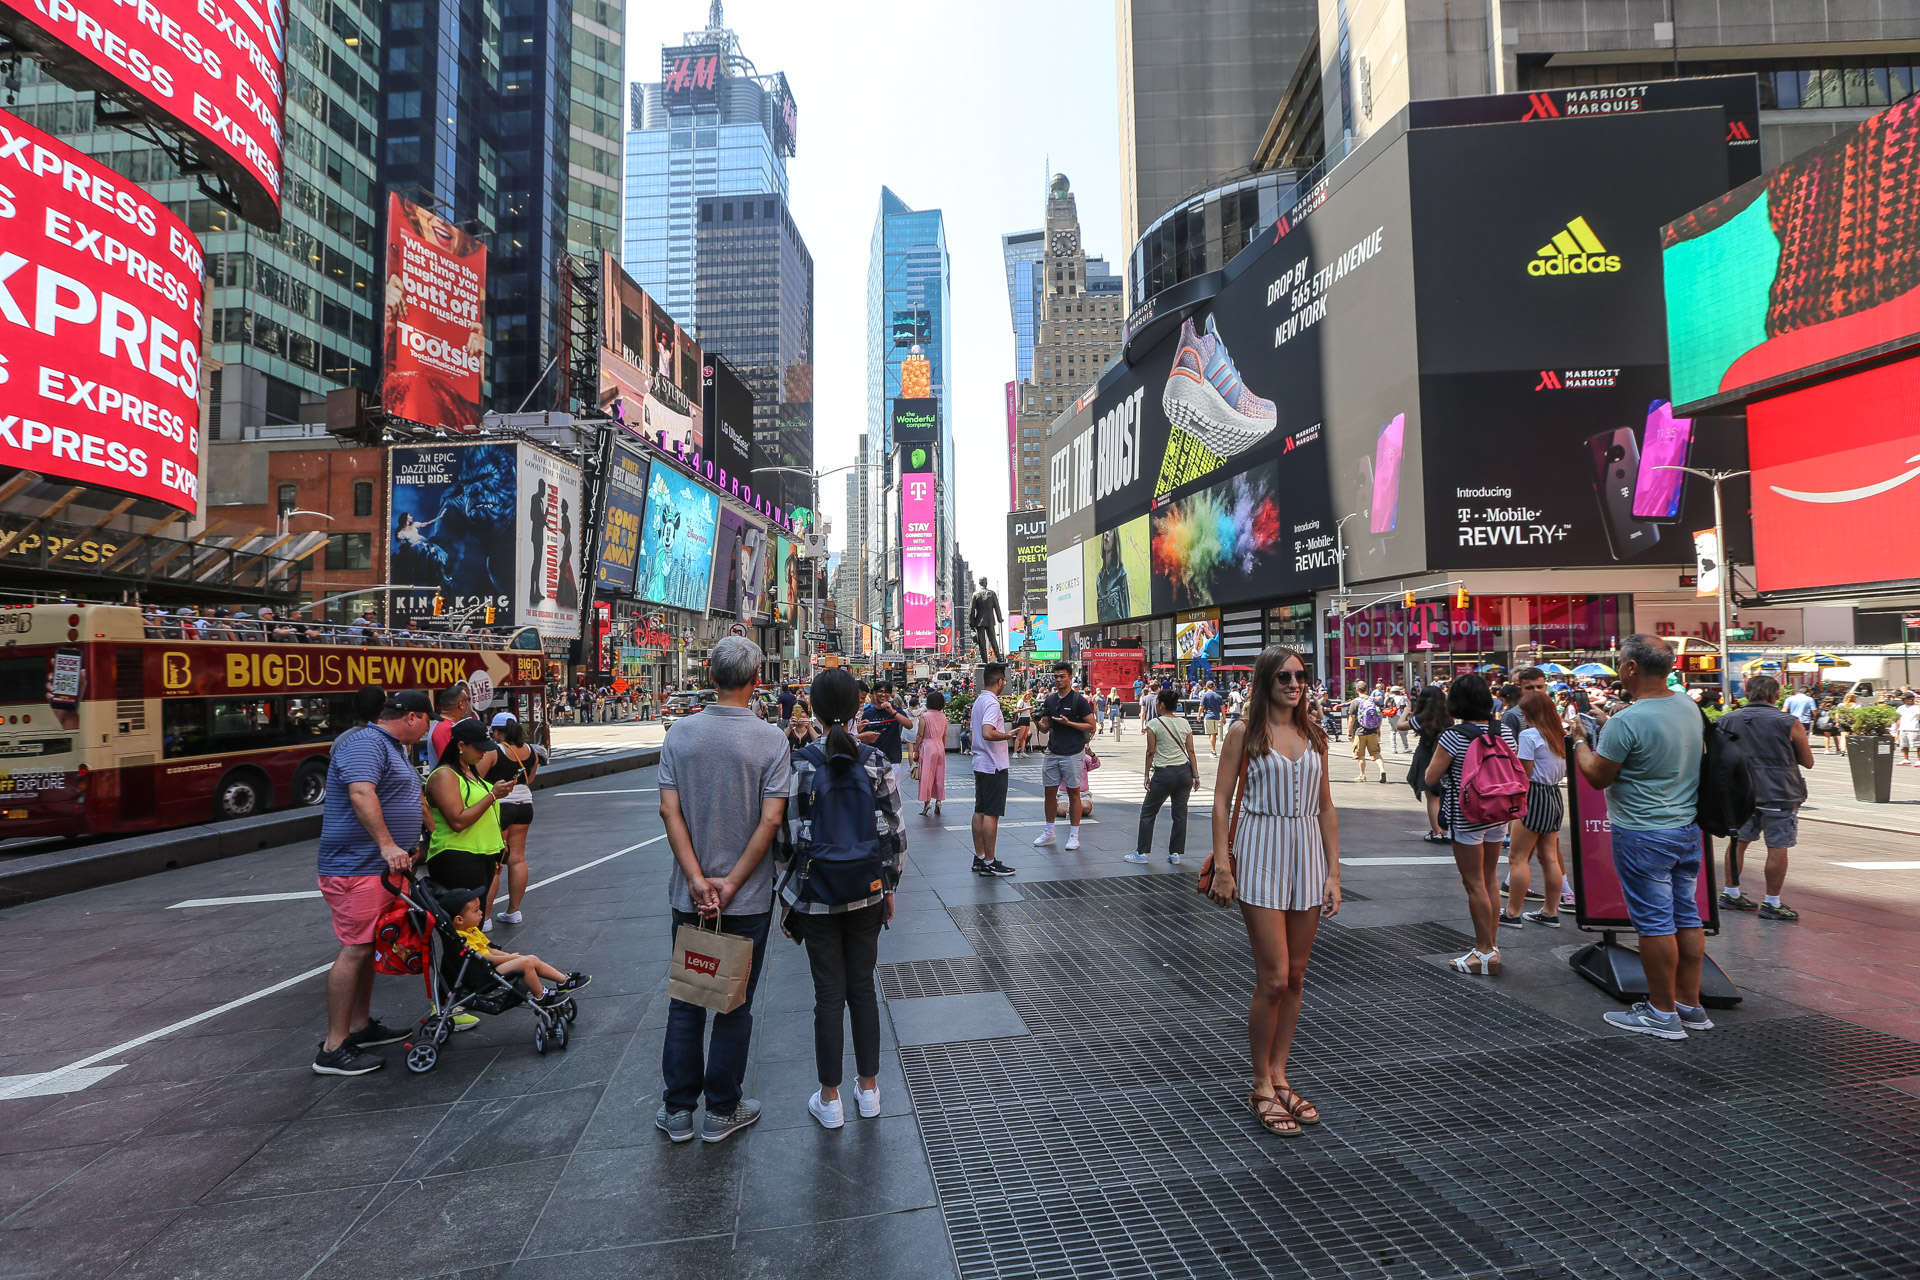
[0,655,47,705]
[211,698,280,742]
[163,700,209,758]
[285,695,351,742]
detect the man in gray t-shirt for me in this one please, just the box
[656,636,791,1143]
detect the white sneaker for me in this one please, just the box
[1124,851,1148,864]
[497,910,523,925]
[1064,829,1080,851]
[481,917,494,932]
[1168,852,1181,864]
[808,1089,844,1129]
[855,1086,880,1118]
[1032,828,1057,847]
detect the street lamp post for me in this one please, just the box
[277,508,333,538]
[1655,465,1749,704]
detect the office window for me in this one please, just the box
[325,532,373,571]
[277,483,297,513]
[353,481,374,517]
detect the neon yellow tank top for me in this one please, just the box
[427,767,503,859]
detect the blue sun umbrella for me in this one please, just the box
[1742,658,1783,673]
[1537,663,1571,675]
[1573,663,1617,677]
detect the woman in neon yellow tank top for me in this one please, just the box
[426,717,513,910]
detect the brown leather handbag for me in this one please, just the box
[1197,749,1249,901]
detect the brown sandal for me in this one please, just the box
[1248,1086,1302,1137]
[1272,1082,1320,1125]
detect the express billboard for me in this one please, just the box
[381,194,486,432]
[0,111,204,510]
[0,0,287,228]
[902,472,937,648]
[1663,96,1920,413]
[594,447,649,594]
[637,464,717,612]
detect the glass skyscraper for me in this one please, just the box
[622,10,795,324]
[867,188,953,637]
[694,192,815,500]
[568,0,626,258]
[1001,230,1045,384]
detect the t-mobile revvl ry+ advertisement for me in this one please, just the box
[381,194,486,431]
[516,446,583,639]
[0,112,205,510]
[1407,108,1736,569]
[1047,131,1419,600]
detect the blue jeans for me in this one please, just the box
[662,909,771,1113]
[1610,826,1703,938]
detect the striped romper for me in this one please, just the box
[1233,746,1328,910]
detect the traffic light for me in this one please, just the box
[432,593,445,616]
[1455,586,1471,611]
[1403,590,1416,610]
[484,604,496,625]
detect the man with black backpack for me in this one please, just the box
[1568,634,1712,1041]
[1350,681,1386,782]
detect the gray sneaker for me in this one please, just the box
[701,1099,762,1143]
[1676,1005,1715,1032]
[1603,1002,1687,1041]
[655,1105,696,1143]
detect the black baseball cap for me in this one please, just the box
[382,689,433,717]
[448,717,493,748]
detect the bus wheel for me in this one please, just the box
[214,770,269,821]
[292,761,328,807]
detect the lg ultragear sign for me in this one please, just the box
[0,112,205,509]
[0,0,286,225]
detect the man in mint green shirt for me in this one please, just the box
[1569,634,1708,1042]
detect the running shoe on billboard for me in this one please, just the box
[1163,315,1276,457]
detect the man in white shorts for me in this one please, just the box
[1033,663,1099,852]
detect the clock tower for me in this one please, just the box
[1008,174,1125,519]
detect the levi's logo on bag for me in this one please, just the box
[684,950,720,978]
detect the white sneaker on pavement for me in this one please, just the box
[1124,851,1148,864]
[497,910,523,925]
[1065,828,1080,851]
[855,1086,881,1118]
[1032,828,1057,847]
[808,1090,845,1129]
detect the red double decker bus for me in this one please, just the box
[0,604,549,839]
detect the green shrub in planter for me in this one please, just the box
[943,693,974,726]
[1836,704,1898,736]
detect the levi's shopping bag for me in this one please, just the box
[668,915,754,1013]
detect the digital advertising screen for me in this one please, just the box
[1663,95,1920,412]
[709,508,751,617]
[702,357,755,489]
[0,112,204,510]
[381,194,486,432]
[0,0,287,228]
[902,472,937,648]
[637,465,718,612]
[1176,609,1222,662]
[892,397,937,470]
[390,444,517,622]
[516,445,583,639]
[594,448,649,595]
[1006,511,1049,615]
[1085,515,1151,623]
[1045,544,1085,632]
[1009,612,1063,660]
[1745,357,1920,593]
[739,524,768,619]
[1149,461,1319,613]
[661,44,722,106]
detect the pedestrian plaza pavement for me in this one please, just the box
[1,725,1918,1277]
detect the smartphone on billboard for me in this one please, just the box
[1631,399,1693,521]
[1370,414,1405,535]
[1587,429,1662,560]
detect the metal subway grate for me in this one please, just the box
[879,956,998,1001]
[904,874,1920,1279]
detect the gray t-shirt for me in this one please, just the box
[659,703,793,914]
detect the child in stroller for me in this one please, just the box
[441,889,590,1002]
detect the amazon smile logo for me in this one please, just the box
[1771,454,1920,504]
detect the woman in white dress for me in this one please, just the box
[1204,645,1342,1137]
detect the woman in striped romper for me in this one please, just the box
[1204,645,1342,1138]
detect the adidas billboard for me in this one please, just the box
[1528,216,1622,276]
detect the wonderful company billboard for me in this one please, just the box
[0,0,287,228]
[0,113,205,510]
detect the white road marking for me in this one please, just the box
[0,1065,126,1097]
[3,835,670,1104]
[941,820,1103,832]
[1340,855,1510,866]
[1831,861,1920,870]
[559,788,658,795]
[169,891,323,910]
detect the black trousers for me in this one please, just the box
[798,902,886,1087]
[1136,764,1195,855]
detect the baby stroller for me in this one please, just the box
[378,871,580,1073]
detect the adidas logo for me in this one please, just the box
[1527,216,1621,277]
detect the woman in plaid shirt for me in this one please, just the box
[774,668,907,1130]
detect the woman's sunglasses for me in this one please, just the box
[1271,670,1306,686]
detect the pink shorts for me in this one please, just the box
[318,874,395,946]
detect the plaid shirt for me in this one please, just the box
[774,742,907,914]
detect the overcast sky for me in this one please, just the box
[622,0,1123,600]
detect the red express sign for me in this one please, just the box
[0,0,286,226]
[0,111,205,509]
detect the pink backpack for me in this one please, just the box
[1459,728,1529,826]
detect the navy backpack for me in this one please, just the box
[785,741,889,907]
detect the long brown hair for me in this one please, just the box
[1519,690,1565,758]
[1243,645,1326,758]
